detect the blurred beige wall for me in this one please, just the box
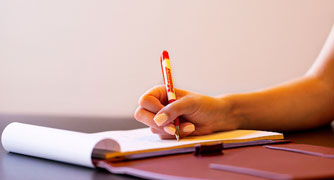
[0,0,334,117]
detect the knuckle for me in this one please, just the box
[153,84,165,90]
[152,85,160,90]
[138,95,148,107]
[154,85,166,96]
[134,107,143,121]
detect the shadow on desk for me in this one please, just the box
[1,153,141,180]
[283,121,334,147]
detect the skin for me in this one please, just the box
[134,25,334,139]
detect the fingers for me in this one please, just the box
[136,85,198,140]
[180,122,196,137]
[138,85,191,113]
[134,107,163,130]
[139,94,164,113]
[153,95,199,127]
[138,85,167,113]
[150,127,175,139]
[150,122,196,139]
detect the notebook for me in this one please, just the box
[1,122,283,168]
[95,143,334,180]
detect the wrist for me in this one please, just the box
[218,94,247,130]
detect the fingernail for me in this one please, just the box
[163,124,176,135]
[182,124,195,133]
[154,113,168,126]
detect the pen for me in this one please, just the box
[160,50,180,141]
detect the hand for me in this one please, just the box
[134,85,238,139]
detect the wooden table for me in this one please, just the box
[0,114,333,180]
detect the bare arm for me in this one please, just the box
[135,25,334,138]
[228,25,334,131]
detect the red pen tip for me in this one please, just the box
[162,50,169,60]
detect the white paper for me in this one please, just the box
[93,128,283,152]
[1,122,112,167]
[1,122,283,168]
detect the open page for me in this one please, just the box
[1,122,283,168]
[93,128,283,153]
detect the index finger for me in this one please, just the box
[138,85,167,113]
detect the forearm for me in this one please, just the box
[223,25,334,131]
[225,76,333,131]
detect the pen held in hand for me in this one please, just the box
[160,50,180,141]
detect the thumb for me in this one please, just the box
[153,96,198,127]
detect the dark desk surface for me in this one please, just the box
[1,114,333,180]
